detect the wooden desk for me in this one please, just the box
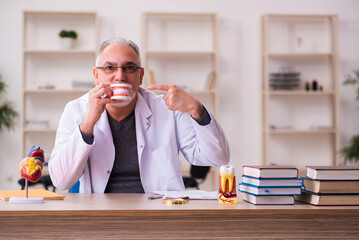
[1,193,359,239]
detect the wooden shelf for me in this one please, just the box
[24,11,97,16]
[24,50,96,54]
[146,51,215,57]
[266,53,333,58]
[265,90,335,96]
[24,89,90,94]
[143,12,216,17]
[150,89,216,95]
[266,128,337,134]
[265,14,337,19]
[24,128,57,133]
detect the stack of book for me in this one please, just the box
[295,166,359,206]
[239,165,302,205]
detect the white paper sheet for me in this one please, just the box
[150,190,217,200]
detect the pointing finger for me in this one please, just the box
[148,84,174,91]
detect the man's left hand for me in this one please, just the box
[148,84,204,121]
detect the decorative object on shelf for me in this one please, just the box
[38,82,55,90]
[270,124,293,130]
[312,79,318,91]
[341,70,359,165]
[72,80,94,89]
[25,120,49,130]
[147,70,156,85]
[204,71,216,90]
[58,29,78,49]
[295,36,305,52]
[10,146,45,204]
[218,165,237,204]
[269,71,301,90]
[0,73,18,132]
[305,81,310,91]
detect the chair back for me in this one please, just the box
[190,165,210,180]
[70,180,80,193]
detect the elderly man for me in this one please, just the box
[49,37,230,193]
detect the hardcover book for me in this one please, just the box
[303,177,359,194]
[242,192,294,205]
[242,175,303,187]
[306,166,359,180]
[239,183,301,196]
[243,165,298,178]
[295,190,359,206]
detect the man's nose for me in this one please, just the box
[114,67,126,82]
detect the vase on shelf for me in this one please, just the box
[61,38,75,50]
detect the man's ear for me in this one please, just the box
[93,67,99,85]
[139,68,144,85]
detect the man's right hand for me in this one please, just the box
[79,83,112,136]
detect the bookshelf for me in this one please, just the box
[261,14,340,167]
[22,11,98,159]
[141,12,218,116]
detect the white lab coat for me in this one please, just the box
[49,87,230,193]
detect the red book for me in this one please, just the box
[243,165,298,179]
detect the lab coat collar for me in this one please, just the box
[135,88,152,174]
[135,87,152,126]
[95,110,112,143]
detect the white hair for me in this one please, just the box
[96,37,141,66]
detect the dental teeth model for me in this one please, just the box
[110,83,132,101]
[218,165,238,204]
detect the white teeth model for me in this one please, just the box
[220,165,235,192]
[113,88,130,96]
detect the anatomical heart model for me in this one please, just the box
[19,146,45,183]
[9,146,45,204]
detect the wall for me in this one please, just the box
[0,0,358,190]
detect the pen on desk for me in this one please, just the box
[147,194,163,200]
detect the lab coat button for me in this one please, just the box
[146,122,150,126]
[140,145,143,148]
[107,170,110,174]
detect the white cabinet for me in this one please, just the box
[261,15,340,168]
[141,12,218,116]
[22,11,98,158]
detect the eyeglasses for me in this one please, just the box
[96,64,142,74]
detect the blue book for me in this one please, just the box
[239,182,301,196]
[242,175,303,187]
